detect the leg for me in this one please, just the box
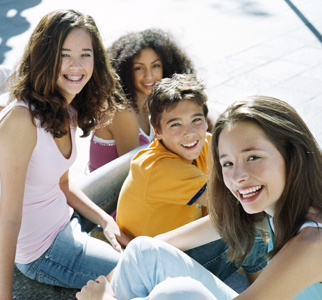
[184,239,238,281]
[16,213,121,288]
[78,144,147,231]
[141,277,219,300]
[185,230,267,284]
[111,236,238,300]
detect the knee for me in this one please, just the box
[149,277,217,300]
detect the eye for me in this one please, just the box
[134,66,143,71]
[153,63,161,68]
[61,53,69,57]
[170,123,180,128]
[248,155,260,161]
[222,161,232,168]
[193,117,203,123]
[82,53,92,57]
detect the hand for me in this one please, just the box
[76,275,116,300]
[102,215,131,251]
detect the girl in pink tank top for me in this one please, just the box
[89,29,196,171]
[0,9,130,298]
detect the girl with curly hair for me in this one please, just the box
[0,9,130,299]
[78,96,322,300]
[88,28,196,172]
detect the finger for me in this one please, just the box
[105,233,122,252]
[95,275,108,284]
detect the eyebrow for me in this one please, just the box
[62,48,93,52]
[219,147,263,159]
[166,113,204,125]
[133,58,161,65]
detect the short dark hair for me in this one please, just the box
[147,73,208,132]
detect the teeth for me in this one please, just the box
[144,83,154,86]
[239,185,262,198]
[183,141,197,147]
[65,75,83,81]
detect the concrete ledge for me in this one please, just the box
[13,265,79,300]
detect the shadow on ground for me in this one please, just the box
[0,0,41,64]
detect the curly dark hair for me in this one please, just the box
[209,96,322,264]
[10,9,123,138]
[108,28,196,112]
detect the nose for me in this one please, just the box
[69,57,82,68]
[231,163,249,184]
[144,67,153,79]
[184,124,195,136]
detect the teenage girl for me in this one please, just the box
[0,9,130,299]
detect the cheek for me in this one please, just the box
[155,69,163,80]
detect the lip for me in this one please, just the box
[64,74,84,83]
[181,140,199,150]
[237,185,263,204]
[143,82,155,89]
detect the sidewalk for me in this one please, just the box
[1,0,322,298]
[1,0,322,182]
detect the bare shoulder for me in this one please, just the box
[0,105,36,150]
[293,225,322,252]
[0,105,34,132]
[113,107,137,123]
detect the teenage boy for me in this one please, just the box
[116,73,210,240]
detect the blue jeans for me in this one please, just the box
[15,213,120,288]
[111,236,239,300]
[185,230,267,281]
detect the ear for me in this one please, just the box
[154,127,162,140]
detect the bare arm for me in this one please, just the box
[235,227,322,300]
[0,107,36,299]
[95,108,141,157]
[155,215,220,251]
[60,172,130,250]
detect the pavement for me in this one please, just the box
[1,0,322,298]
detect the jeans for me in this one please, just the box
[78,144,148,231]
[185,230,268,281]
[111,236,239,300]
[16,212,120,288]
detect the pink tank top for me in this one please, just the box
[88,124,154,172]
[0,99,76,264]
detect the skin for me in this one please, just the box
[56,28,94,104]
[0,27,130,300]
[218,121,286,216]
[76,120,322,300]
[154,100,207,165]
[132,48,163,105]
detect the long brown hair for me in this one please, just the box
[10,9,122,137]
[209,96,322,264]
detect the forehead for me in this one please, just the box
[160,99,203,121]
[133,48,161,63]
[218,121,274,153]
[63,27,92,47]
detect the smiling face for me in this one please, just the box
[132,48,163,102]
[218,121,286,216]
[155,99,208,164]
[56,27,94,104]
